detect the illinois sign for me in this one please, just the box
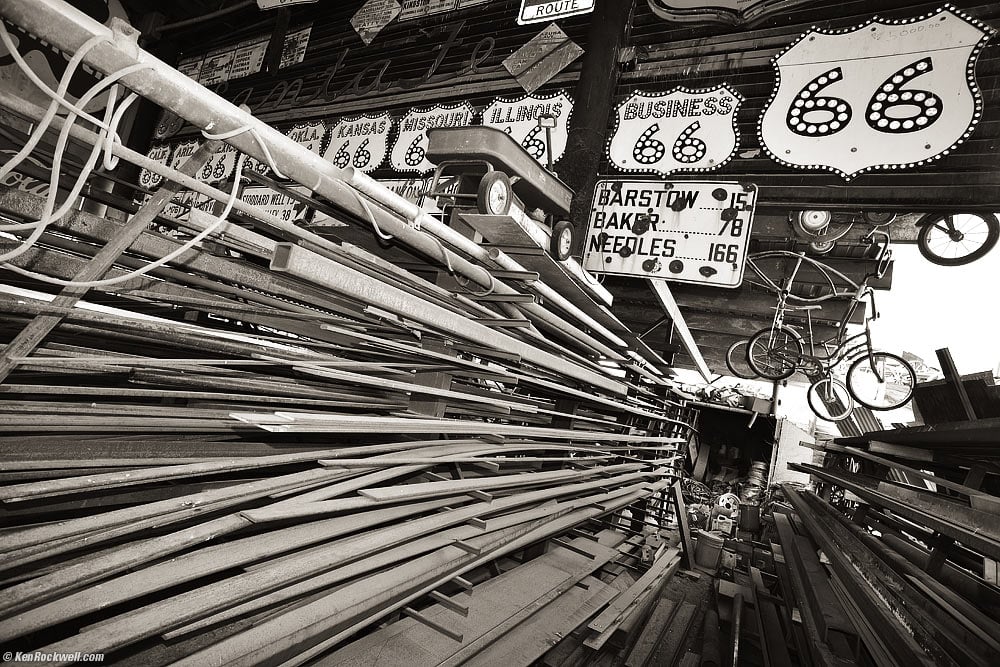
[482,91,573,165]
[759,6,994,179]
[607,85,743,176]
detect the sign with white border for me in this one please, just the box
[608,86,742,176]
[390,102,475,174]
[583,179,757,288]
[482,91,573,165]
[518,0,595,24]
[324,112,393,173]
[759,6,994,179]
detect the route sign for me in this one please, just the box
[583,179,757,288]
[517,0,595,25]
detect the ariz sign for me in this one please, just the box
[759,6,994,179]
[518,0,594,25]
[608,86,742,176]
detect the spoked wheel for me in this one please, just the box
[807,377,854,421]
[846,352,916,410]
[725,339,759,379]
[916,212,999,266]
[746,326,802,380]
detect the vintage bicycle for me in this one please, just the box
[791,209,999,266]
[727,232,916,420]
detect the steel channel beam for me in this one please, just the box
[0,1,631,360]
[0,91,626,363]
[271,243,624,393]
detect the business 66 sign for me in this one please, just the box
[760,6,994,179]
[607,86,743,176]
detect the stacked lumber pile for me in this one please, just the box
[0,136,691,665]
[774,419,1000,666]
[0,184,690,662]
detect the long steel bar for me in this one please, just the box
[0,3,632,360]
[0,88,627,362]
[0,140,218,383]
[270,243,623,393]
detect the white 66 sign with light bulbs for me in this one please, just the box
[759,5,994,179]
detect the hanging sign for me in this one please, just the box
[759,6,994,179]
[483,92,573,165]
[324,112,393,173]
[138,144,173,190]
[167,140,200,173]
[198,143,240,184]
[240,185,313,222]
[286,121,327,155]
[257,0,320,9]
[351,0,402,46]
[390,102,475,174]
[199,47,235,86]
[230,36,269,79]
[583,179,757,288]
[399,0,490,21]
[608,86,742,176]
[279,25,312,68]
[503,23,583,93]
[518,0,595,25]
[646,0,817,26]
[176,57,203,82]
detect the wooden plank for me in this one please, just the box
[671,481,696,569]
[623,598,677,667]
[583,549,681,650]
[936,348,979,421]
[460,576,618,667]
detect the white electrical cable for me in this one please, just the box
[0,60,152,261]
[0,26,108,183]
[2,154,248,288]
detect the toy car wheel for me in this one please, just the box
[551,219,574,260]
[477,172,513,216]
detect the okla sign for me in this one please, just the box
[517,0,594,25]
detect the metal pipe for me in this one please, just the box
[0,0,631,358]
[156,0,254,34]
[0,92,627,362]
[344,168,626,346]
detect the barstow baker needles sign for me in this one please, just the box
[518,0,595,25]
[583,180,757,288]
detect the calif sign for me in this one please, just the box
[759,6,994,179]
[518,0,594,25]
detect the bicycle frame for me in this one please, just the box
[756,231,891,380]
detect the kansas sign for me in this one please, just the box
[759,6,994,179]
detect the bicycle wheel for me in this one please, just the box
[725,339,759,379]
[846,352,916,410]
[917,212,999,266]
[807,377,854,421]
[746,327,802,380]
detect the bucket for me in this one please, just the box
[739,504,761,532]
[694,530,725,571]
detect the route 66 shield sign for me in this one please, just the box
[759,6,994,179]
[607,85,743,176]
